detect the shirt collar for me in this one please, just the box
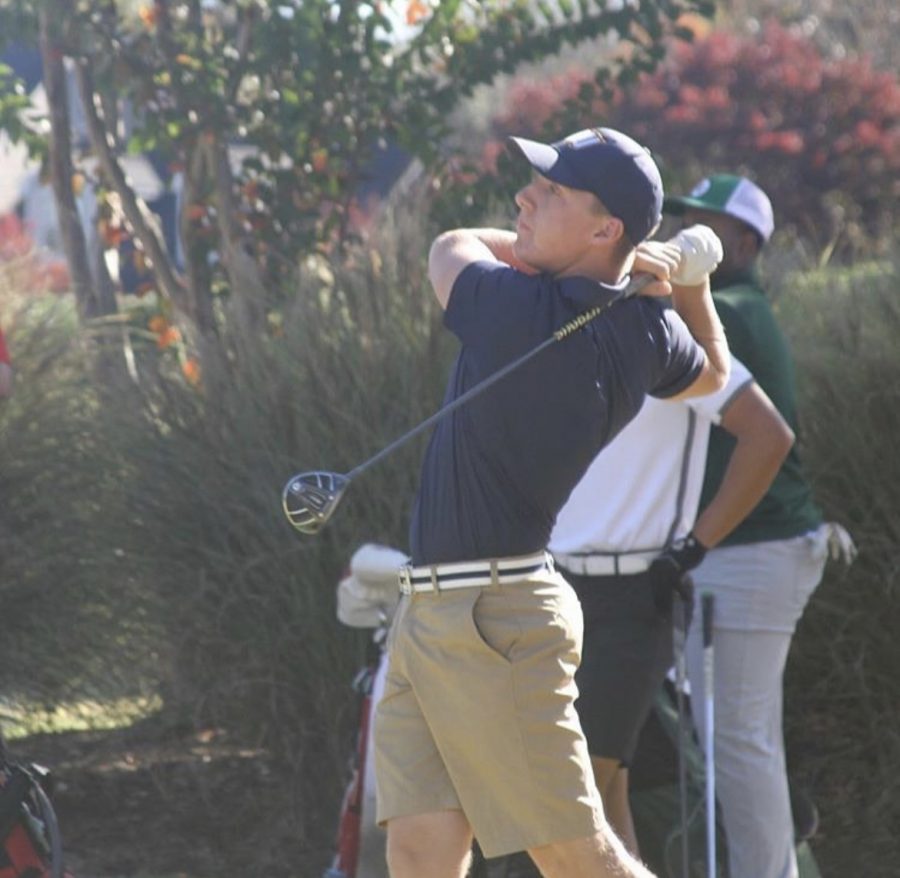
[711,267,759,291]
[556,273,632,311]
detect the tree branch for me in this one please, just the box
[39,2,115,321]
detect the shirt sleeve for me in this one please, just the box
[444,260,548,364]
[647,308,707,399]
[0,328,9,365]
[715,297,756,370]
[685,354,753,424]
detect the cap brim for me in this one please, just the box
[508,136,589,193]
[508,136,559,175]
[663,195,727,216]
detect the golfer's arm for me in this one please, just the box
[667,279,730,399]
[0,362,12,398]
[429,228,534,309]
[692,383,794,548]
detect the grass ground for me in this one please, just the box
[4,706,333,878]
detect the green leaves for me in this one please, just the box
[2,0,704,303]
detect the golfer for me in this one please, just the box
[374,127,729,878]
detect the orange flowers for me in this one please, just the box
[148,315,181,349]
[138,4,157,28]
[406,0,429,26]
[146,316,201,387]
[181,358,201,386]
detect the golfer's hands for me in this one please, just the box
[631,240,683,297]
[668,224,723,286]
[631,225,724,296]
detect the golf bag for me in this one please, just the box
[324,544,404,878]
[0,740,66,878]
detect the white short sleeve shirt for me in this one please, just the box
[549,355,753,555]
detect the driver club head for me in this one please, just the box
[282,471,351,535]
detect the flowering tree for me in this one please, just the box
[477,19,900,257]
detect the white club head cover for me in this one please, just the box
[336,543,407,628]
[668,224,724,286]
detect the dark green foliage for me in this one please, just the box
[0,297,159,705]
[776,256,900,876]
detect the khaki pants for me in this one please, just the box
[374,569,604,858]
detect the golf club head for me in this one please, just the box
[282,471,350,535]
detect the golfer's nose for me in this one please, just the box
[515,184,533,211]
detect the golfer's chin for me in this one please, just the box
[512,238,542,274]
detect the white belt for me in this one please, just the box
[554,550,659,577]
[399,552,553,595]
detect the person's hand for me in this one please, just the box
[667,224,723,286]
[647,532,707,626]
[825,522,858,566]
[631,240,682,297]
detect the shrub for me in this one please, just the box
[463,20,900,258]
[0,290,162,709]
[776,255,900,875]
[111,200,453,748]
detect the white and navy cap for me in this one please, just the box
[508,127,664,245]
[665,174,774,242]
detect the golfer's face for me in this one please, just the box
[513,173,602,275]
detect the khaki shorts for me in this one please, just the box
[373,567,604,858]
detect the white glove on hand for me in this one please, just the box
[668,225,724,286]
[825,522,858,566]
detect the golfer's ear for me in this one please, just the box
[428,230,495,310]
[592,215,626,247]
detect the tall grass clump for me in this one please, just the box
[70,201,456,869]
[0,288,163,714]
[776,253,900,875]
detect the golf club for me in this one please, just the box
[702,592,716,878]
[673,593,691,878]
[283,273,653,535]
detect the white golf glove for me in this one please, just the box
[824,522,858,566]
[668,225,724,286]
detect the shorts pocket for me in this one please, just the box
[465,589,520,665]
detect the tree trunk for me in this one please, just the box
[73,57,188,316]
[205,132,267,327]
[179,138,216,336]
[39,5,115,321]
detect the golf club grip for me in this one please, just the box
[347,273,651,481]
[702,592,714,647]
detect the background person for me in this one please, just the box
[665,174,856,878]
[373,125,730,878]
[548,349,793,858]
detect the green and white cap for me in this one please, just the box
[664,174,774,242]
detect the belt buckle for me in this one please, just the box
[398,565,413,595]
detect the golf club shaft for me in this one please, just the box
[674,598,690,878]
[346,274,653,482]
[702,592,716,878]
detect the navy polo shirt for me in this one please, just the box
[409,261,705,565]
